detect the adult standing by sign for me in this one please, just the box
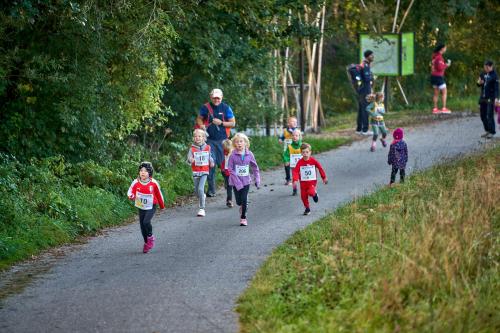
[477,60,498,139]
[356,50,375,136]
[196,88,235,197]
[430,44,452,114]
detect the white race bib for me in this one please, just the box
[300,165,317,181]
[283,139,293,151]
[194,151,210,166]
[236,164,250,177]
[290,154,302,168]
[135,192,154,210]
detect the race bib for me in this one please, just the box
[290,154,302,168]
[194,151,210,166]
[283,139,293,151]
[135,191,154,210]
[236,164,250,177]
[300,165,317,181]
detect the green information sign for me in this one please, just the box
[359,32,415,76]
[401,32,415,76]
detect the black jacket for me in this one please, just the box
[477,70,499,102]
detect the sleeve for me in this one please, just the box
[249,152,261,186]
[127,179,138,199]
[225,105,234,120]
[199,104,208,118]
[228,156,243,191]
[315,159,327,180]
[477,72,484,87]
[494,73,499,99]
[366,102,375,116]
[153,180,166,209]
[209,146,215,165]
[187,148,194,164]
[282,144,291,163]
[292,159,301,182]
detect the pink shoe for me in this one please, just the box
[147,236,155,251]
[440,107,451,114]
[143,243,149,253]
[240,218,248,226]
[432,107,440,114]
[370,142,376,152]
[381,139,387,147]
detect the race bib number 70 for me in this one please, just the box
[300,165,317,181]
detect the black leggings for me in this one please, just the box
[222,173,233,201]
[138,206,156,243]
[284,165,291,182]
[390,167,405,184]
[234,185,250,218]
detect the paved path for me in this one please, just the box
[0,117,493,333]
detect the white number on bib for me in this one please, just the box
[194,151,210,166]
[283,139,293,151]
[290,154,302,168]
[236,165,250,177]
[135,192,154,210]
[300,165,317,181]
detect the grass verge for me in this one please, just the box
[237,145,499,333]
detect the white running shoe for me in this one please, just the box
[197,209,206,217]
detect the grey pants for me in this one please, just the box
[193,175,208,209]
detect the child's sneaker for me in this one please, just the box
[143,243,149,253]
[481,132,489,138]
[240,218,248,226]
[432,107,440,114]
[226,200,233,208]
[303,208,311,215]
[146,236,155,251]
[284,180,292,186]
[292,188,297,196]
[313,193,319,203]
[197,208,206,217]
[440,107,451,114]
[381,139,387,147]
[370,142,376,152]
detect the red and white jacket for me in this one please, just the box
[127,178,165,210]
[292,156,327,185]
[187,143,214,176]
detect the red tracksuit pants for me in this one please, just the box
[300,182,317,209]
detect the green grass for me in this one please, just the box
[237,146,500,333]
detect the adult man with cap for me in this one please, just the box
[197,88,235,197]
[356,50,375,135]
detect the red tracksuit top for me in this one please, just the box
[127,178,165,209]
[292,156,327,184]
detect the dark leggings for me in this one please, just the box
[222,173,233,201]
[234,185,250,218]
[284,165,291,182]
[138,206,156,243]
[390,167,405,184]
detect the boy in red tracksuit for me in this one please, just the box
[292,143,328,215]
[127,162,165,253]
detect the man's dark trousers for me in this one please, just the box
[357,94,369,132]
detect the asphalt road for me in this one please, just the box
[0,117,493,333]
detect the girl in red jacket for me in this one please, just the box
[220,138,234,207]
[127,162,165,253]
[431,44,452,114]
[292,143,328,215]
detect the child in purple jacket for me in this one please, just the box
[388,128,408,185]
[228,132,261,226]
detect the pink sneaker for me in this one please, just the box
[240,219,248,226]
[143,243,149,253]
[432,107,440,114]
[381,139,387,147]
[440,107,451,114]
[147,236,155,251]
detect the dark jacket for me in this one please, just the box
[358,60,373,95]
[477,70,499,103]
[388,140,408,169]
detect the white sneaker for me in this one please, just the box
[481,132,489,138]
[355,131,363,135]
[197,209,206,217]
[485,133,495,139]
[362,131,373,136]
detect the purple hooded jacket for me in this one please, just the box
[228,149,261,191]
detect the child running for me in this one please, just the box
[187,129,215,217]
[220,138,234,208]
[127,162,165,253]
[279,116,298,185]
[366,92,388,152]
[283,129,302,196]
[228,133,261,226]
[388,128,408,185]
[292,143,328,216]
